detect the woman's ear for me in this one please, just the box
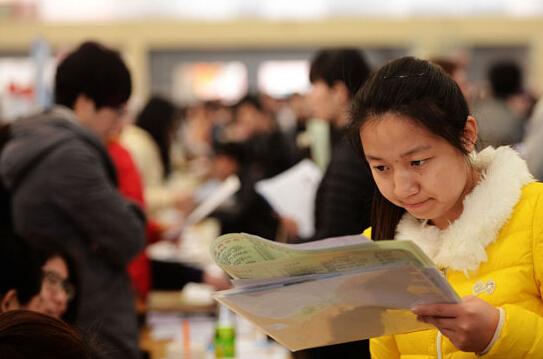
[463,116,478,152]
[1,289,20,312]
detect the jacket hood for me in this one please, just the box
[0,106,105,190]
[395,146,534,273]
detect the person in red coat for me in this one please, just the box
[108,139,229,300]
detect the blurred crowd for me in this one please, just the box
[0,39,542,359]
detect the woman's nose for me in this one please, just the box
[393,170,419,199]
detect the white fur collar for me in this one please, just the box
[395,146,533,272]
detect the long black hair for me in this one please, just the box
[135,96,181,178]
[349,57,472,241]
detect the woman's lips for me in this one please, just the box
[402,199,431,210]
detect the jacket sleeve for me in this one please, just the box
[370,336,400,358]
[481,188,543,358]
[49,139,145,268]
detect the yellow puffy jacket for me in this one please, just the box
[369,147,543,358]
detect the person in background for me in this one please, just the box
[473,60,531,147]
[0,232,78,323]
[32,249,78,323]
[0,233,42,314]
[352,56,543,358]
[521,98,543,180]
[230,94,295,179]
[208,140,283,240]
[121,96,192,217]
[0,41,145,359]
[430,57,472,102]
[212,95,295,240]
[0,310,91,359]
[291,48,374,359]
[109,131,230,301]
[296,49,375,242]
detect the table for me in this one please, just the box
[140,291,291,359]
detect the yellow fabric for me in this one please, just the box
[370,182,543,358]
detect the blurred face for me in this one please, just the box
[36,256,73,319]
[360,113,478,229]
[234,103,270,139]
[74,95,127,142]
[90,105,128,142]
[212,155,239,181]
[306,80,345,121]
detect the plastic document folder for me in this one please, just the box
[210,233,459,351]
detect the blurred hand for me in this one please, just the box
[174,193,195,215]
[158,221,184,243]
[279,216,299,243]
[203,268,231,291]
[412,295,499,353]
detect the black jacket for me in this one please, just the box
[311,130,374,241]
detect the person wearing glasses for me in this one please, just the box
[0,42,145,359]
[31,249,78,323]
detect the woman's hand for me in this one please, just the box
[411,295,500,353]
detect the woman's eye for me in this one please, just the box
[373,165,387,172]
[411,159,427,167]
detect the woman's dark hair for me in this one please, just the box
[309,48,371,98]
[0,310,91,359]
[135,96,181,177]
[55,41,131,110]
[349,56,471,241]
[0,232,42,306]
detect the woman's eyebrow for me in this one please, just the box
[365,145,432,161]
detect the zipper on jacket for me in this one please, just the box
[436,331,443,359]
[436,267,447,359]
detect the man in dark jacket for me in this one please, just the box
[293,49,374,358]
[0,42,145,358]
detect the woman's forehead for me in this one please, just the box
[360,114,447,157]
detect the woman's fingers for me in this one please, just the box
[412,303,461,318]
[417,315,457,331]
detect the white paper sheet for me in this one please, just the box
[255,160,322,238]
[162,175,240,241]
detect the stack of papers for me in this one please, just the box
[210,233,459,351]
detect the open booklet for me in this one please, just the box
[210,233,459,351]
